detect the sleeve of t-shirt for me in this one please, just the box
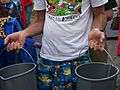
[90,0,108,7]
[33,0,46,11]
[105,0,118,10]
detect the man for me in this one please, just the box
[90,0,118,63]
[4,0,108,89]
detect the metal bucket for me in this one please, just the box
[0,48,37,90]
[75,49,119,90]
[75,62,119,90]
[0,63,37,90]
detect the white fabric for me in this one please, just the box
[33,0,45,10]
[34,0,108,61]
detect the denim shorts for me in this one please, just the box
[37,51,90,90]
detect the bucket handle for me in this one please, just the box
[103,48,118,77]
[0,47,35,63]
[103,48,117,66]
[79,46,117,66]
[79,47,117,77]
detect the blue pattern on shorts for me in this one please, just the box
[37,51,90,90]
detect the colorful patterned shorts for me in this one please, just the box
[37,51,90,90]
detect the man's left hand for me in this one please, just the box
[88,29,105,51]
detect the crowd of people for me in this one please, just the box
[0,0,119,90]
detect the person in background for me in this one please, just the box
[117,0,120,55]
[4,0,108,90]
[0,0,21,20]
[19,0,33,27]
[19,0,26,27]
[0,0,22,68]
[90,0,118,63]
[0,0,37,69]
[25,0,33,26]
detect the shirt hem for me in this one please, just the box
[40,50,87,61]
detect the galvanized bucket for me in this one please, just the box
[0,48,37,90]
[75,49,119,90]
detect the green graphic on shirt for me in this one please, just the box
[47,0,82,16]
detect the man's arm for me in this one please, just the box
[22,10,45,38]
[88,5,107,50]
[91,5,107,31]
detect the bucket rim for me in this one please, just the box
[75,62,119,81]
[0,63,36,80]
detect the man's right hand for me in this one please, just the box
[4,31,26,51]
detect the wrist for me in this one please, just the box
[92,28,104,32]
[20,30,28,38]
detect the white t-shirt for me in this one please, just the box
[33,0,108,61]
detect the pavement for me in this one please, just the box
[105,11,120,90]
[107,40,120,90]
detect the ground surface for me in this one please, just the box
[105,11,120,90]
[107,39,120,90]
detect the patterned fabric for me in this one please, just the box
[0,16,12,38]
[0,18,37,68]
[37,51,90,90]
[0,1,37,69]
[0,0,22,37]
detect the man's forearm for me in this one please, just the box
[92,6,107,31]
[22,10,45,38]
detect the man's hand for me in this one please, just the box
[88,29,105,51]
[4,31,26,51]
